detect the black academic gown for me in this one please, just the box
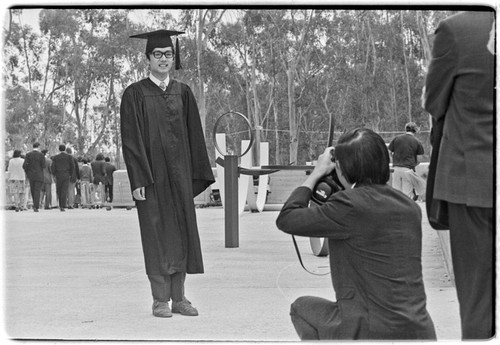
[120,78,215,275]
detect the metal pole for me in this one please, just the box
[224,155,239,248]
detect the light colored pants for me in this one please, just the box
[93,183,105,204]
[392,167,426,199]
[80,181,93,206]
[68,181,76,206]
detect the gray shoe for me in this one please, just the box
[152,300,172,318]
[172,300,198,316]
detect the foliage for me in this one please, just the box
[3,8,462,165]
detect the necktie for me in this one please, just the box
[159,81,166,91]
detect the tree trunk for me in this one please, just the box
[400,11,412,122]
[273,101,280,165]
[196,10,207,134]
[287,65,298,164]
[250,35,261,166]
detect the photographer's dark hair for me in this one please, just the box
[335,128,390,185]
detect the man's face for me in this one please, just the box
[148,47,174,79]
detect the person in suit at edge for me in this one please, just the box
[423,11,494,340]
[51,144,74,212]
[276,128,436,340]
[22,142,46,212]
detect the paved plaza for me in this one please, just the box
[3,203,460,341]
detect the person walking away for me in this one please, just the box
[91,153,106,206]
[79,158,94,207]
[7,150,26,212]
[423,11,494,340]
[120,29,215,318]
[22,142,46,212]
[66,147,80,209]
[104,157,116,203]
[388,122,425,200]
[51,144,74,211]
[40,149,53,209]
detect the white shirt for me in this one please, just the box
[149,73,169,89]
[8,157,25,181]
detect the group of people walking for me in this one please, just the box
[6,143,116,212]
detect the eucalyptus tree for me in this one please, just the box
[35,9,134,159]
[4,10,69,151]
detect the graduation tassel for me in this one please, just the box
[175,37,182,70]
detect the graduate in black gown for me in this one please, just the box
[120,29,215,318]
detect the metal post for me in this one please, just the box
[224,155,239,248]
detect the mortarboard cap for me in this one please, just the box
[130,29,184,70]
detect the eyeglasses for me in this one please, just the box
[151,51,174,59]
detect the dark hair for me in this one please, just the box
[41,149,48,155]
[66,147,73,154]
[13,150,22,158]
[59,144,66,152]
[105,157,110,162]
[33,142,40,148]
[96,153,104,161]
[82,158,89,164]
[405,122,418,133]
[335,128,390,185]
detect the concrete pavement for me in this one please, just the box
[3,203,460,341]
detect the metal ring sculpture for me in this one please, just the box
[213,111,255,158]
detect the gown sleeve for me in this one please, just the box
[120,84,154,192]
[182,84,215,197]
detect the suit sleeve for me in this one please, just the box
[276,186,351,239]
[183,85,215,197]
[120,85,154,191]
[22,154,29,171]
[424,19,458,120]
[40,154,46,170]
[73,158,79,179]
[69,156,74,177]
[51,158,56,175]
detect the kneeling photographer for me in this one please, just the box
[276,128,436,340]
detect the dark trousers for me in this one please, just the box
[148,272,186,303]
[40,182,52,208]
[55,174,70,209]
[448,202,494,339]
[290,296,339,340]
[105,183,113,202]
[29,180,43,210]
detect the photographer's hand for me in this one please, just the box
[301,147,336,190]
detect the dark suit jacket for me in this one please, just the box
[51,152,74,179]
[69,156,80,183]
[424,11,494,208]
[104,162,116,185]
[276,185,436,339]
[91,160,106,185]
[43,157,53,184]
[23,149,46,182]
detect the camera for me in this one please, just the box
[311,148,344,205]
